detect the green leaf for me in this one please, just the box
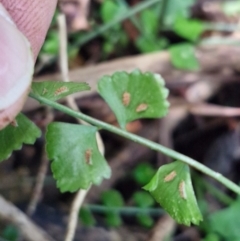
[136,213,154,228]
[101,190,124,227]
[79,207,96,226]
[143,161,202,226]
[132,163,156,185]
[105,211,122,227]
[31,81,90,102]
[2,225,19,241]
[133,191,155,208]
[203,233,220,241]
[98,70,169,129]
[169,43,200,70]
[173,17,205,42]
[164,0,196,26]
[140,9,158,35]
[46,122,111,192]
[101,190,124,207]
[100,0,124,23]
[41,30,59,55]
[208,197,240,240]
[136,36,168,53]
[0,113,41,162]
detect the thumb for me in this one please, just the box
[0,0,57,130]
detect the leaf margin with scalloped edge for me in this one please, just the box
[0,113,41,161]
[97,69,170,129]
[143,160,203,226]
[46,122,111,192]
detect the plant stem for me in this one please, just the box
[193,172,234,206]
[65,189,89,241]
[74,0,161,47]
[86,205,164,216]
[29,93,240,195]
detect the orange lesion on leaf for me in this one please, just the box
[179,181,187,199]
[54,86,69,96]
[85,149,92,165]
[122,92,131,107]
[164,171,177,182]
[136,103,148,113]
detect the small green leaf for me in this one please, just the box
[173,17,205,42]
[132,163,156,185]
[133,191,155,208]
[79,207,96,226]
[164,0,195,26]
[0,113,41,161]
[101,190,124,227]
[136,36,168,53]
[143,161,202,226]
[101,190,124,207]
[169,43,200,70]
[98,70,169,129]
[46,122,111,192]
[140,9,158,35]
[41,30,59,55]
[136,213,154,228]
[100,0,124,23]
[2,225,19,241]
[203,233,220,241]
[31,81,90,101]
[105,212,122,227]
[208,197,240,240]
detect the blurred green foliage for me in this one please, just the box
[132,163,155,186]
[132,191,155,227]
[2,225,18,241]
[39,0,240,237]
[169,43,200,70]
[79,207,96,226]
[40,0,206,69]
[101,190,124,227]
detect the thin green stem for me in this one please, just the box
[117,0,145,35]
[193,172,234,206]
[29,93,240,195]
[74,0,161,47]
[86,204,164,216]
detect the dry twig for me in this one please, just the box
[148,215,176,241]
[57,14,104,241]
[59,0,90,32]
[27,108,54,216]
[0,195,55,241]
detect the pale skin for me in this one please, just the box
[0,0,58,130]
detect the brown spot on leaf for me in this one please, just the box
[85,149,92,165]
[136,103,148,113]
[122,92,131,106]
[179,181,187,199]
[54,86,69,96]
[164,171,176,182]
